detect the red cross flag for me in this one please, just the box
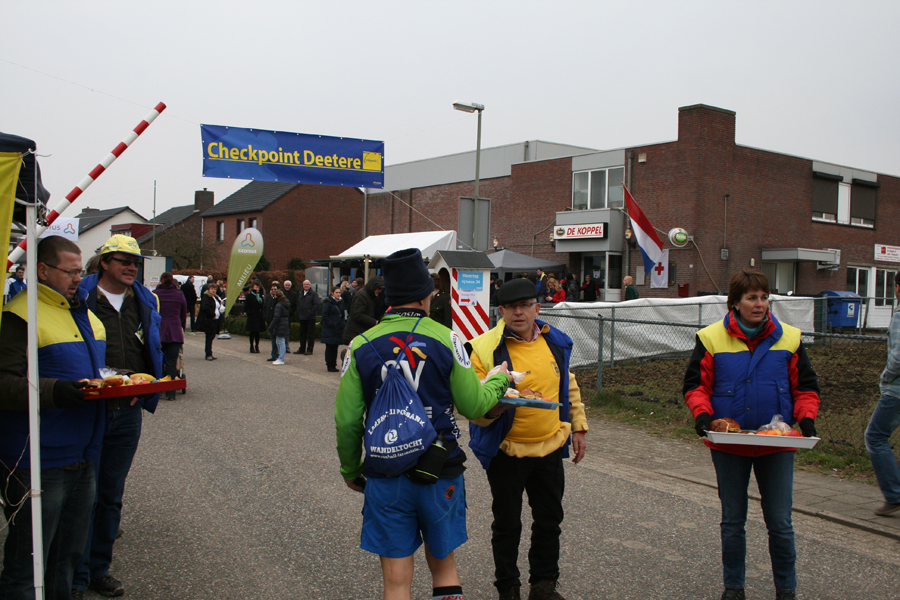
[650,249,669,289]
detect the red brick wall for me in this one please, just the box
[365,104,900,299]
[202,185,363,270]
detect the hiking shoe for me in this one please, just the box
[89,575,125,597]
[528,580,565,600]
[71,590,85,600]
[775,592,796,600]
[273,360,285,365]
[721,590,746,600]
[499,584,521,600]
[874,501,900,516]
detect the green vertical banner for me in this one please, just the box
[225,227,264,318]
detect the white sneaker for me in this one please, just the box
[273,359,285,365]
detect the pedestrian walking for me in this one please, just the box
[335,247,513,600]
[269,289,290,365]
[198,282,221,360]
[182,275,197,330]
[865,269,900,516]
[153,272,187,400]
[244,280,265,354]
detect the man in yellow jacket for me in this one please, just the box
[468,278,587,600]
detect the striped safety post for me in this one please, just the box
[7,102,167,269]
[450,267,490,340]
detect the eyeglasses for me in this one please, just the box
[45,264,85,278]
[108,256,143,268]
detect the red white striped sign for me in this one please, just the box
[450,268,489,341]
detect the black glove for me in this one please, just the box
[53,379,88,409]
[799,418,817,437]
[694,413,711,437]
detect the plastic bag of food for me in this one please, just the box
[480,363,525,385]
[758,414,793,432]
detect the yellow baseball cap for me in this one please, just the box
[100,234,145,258]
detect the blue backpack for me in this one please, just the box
[360,319,437,477]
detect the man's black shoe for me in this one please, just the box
[721,590,746,600]
[293,350,304,354]
[874,501,900,516]
[71,589,85,600]
[499,584,521,600]
[89,575,125,597]
[267,357,276,361]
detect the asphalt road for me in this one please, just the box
[6,333,900,599]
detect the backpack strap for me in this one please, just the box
[359,317,423,370]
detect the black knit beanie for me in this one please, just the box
[382,248,434,306]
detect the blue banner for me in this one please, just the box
[201,124,384,188]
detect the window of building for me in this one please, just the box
[216,221,224,241]
[874,268,895,306]
[846,266,869,296]
[572,167,625,210]
[812,172,877,227]
[237,218,245,232]
[249,217,258,229]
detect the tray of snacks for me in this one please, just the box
[81,373,185,399]
[705,417,820,449]
[499,388,559,410]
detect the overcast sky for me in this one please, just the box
[2,1,898,220]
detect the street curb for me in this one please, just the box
[659,471,900,542]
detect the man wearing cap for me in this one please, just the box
[468,278,588,600]
[4,264,26,303]
[335,248,514,600]
[0,236,107,600]
[72,234,163,599]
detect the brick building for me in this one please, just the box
[137,189,214,269]
[364,104,899,324]
[200,181,364,270]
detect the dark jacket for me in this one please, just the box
[582,279,600,302]
[284,287,299,319]
[429,291,452,328]
[244,290,266,332]
[153,283,187,344]
[182,280,197,307]
[197,293,220,334]
[263,293,278,327]
[80,273,164,413]
[269,300,291,338]
[343,276,383,344]
[296,288,320,320]
[321,296,345,345]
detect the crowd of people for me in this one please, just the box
[6,235,900,600]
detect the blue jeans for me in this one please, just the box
[269,334,279,360]
[710,449,796,593]
[276,337,286,360]
[0,464,95,600]
[866,393,900,504]
[73,404,142,590]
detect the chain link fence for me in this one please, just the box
[537,298,898,461]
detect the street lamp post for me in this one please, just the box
[453,101,484,250]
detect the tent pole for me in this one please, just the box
[26,196,46,599]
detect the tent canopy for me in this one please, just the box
[332,230,457,261]
[488,249,566,279]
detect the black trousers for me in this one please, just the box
[325,344,339,369]
[249,331,261,350]
[298,319,315,353]
[204,331,216,358]
[161,342,181,398]
[486,448,565,592]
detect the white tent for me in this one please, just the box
[332,230,457,261]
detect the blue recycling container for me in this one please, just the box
[819,291,862,328]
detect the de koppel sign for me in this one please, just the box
[554,223,607,240]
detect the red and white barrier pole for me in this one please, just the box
[7,102,167,269]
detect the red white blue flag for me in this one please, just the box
[624,186,665,279]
